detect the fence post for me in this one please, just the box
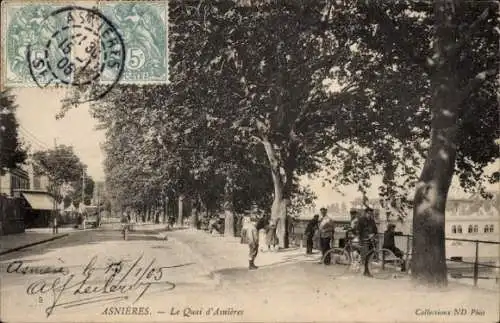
[473,240,479,287]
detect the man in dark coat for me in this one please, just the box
[355,207,378,276]
[305,214,319,254]
[383,223,406,271]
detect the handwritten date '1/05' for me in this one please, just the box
[24,255,177,317]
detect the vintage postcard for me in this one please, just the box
[0,0,499,322]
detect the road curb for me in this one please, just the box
[0,233,69,256]
[168,233,223,287]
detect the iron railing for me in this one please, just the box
[290,231,500,287]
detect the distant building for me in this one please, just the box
[0,167,30,197]
[371,193,499,262]
[0,162,56,230]
[296,192,499,261]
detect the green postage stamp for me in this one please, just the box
[1,0,169,89]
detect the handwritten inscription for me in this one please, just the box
[170,306,244,317]
[6,261,69,275]
[5,255,182,317]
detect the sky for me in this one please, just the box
[14,87,105,181]
[13,87,499,209]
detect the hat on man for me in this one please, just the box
[320,207,327,213]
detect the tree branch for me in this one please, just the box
[366,2,431,74]
[447,6,491,59]
[458,69,496,106]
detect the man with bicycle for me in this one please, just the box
[355,207,378,277]
[318,207,335,264]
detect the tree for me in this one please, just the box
[31,145,92,205]
[167,1,368,248]
[410,1,498,286]
[323,0,499,286]
[60,1,497,287]
[0,90,27,173]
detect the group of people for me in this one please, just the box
[304,207,406,276]
[241,205,406,273]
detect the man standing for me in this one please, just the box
[356,207,378,276]
[305,214,319,254]
[52,213,58,234]
[318,207,335,264]
[247,216,266,270]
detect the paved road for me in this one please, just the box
[0,228,216,322]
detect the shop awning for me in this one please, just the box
[22,193,55,211]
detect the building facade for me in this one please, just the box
[0,163,55,232]
[0,167,30,197]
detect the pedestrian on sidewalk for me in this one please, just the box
[266,219,278,252]
[259,216,269,252]
[240,216,250,244]
[305,214,319,254]
[52,213,59,234]
[247,216,266,270]
[318,207,335,264]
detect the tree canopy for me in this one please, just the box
[31,145,94,205]
[60,0,498,286]
[0,90,27,174]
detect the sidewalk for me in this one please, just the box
[169,228,314,279]
[169,229,499,323]
[0,231,69,255]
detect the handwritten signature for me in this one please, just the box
[17,255,186,317]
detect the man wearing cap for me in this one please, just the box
[356,207,378,276]
[247,215,267,270]
[318,207,335,264]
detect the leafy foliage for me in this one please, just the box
[31,145,93,205]
[0,90,27,173]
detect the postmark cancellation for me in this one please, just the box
[1,0,169,91]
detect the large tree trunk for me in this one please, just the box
[177,194,184,226]
[262,138,287,249]
[412,127,456,286]
[411,1,459,287]
[223,178,235,237]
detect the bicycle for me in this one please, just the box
[323,235,405,279]
[366,243,406,279]
[321,235,363,277]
